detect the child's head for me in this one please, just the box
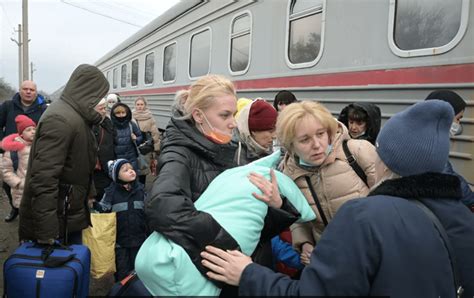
[111,103,132,124]
[15,115,36,142]
[108,159,136,184]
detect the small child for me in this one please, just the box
[95,158,148,281]
[2,115,36,210]
[110,103,143,175]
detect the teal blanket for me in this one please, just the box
[135,150,315,296]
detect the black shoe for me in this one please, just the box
[4,208,18,222]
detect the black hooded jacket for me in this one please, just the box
[338,102,381,145]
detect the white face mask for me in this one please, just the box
[450,122,463,136]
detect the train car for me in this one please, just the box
[95,0,474,182]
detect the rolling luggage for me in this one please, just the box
[3,242,91,298]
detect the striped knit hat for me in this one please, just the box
[108,159,130,183]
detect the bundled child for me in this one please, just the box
[110,103,143,175]
[2,115,36,210]
[95,158,148,281]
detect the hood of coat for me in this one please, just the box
[132,108,154,122]
[283,121,351,180]
[110,103,133,128]
[162,116,236,167]
[368,172,461,200]
[338,102,381,144]
[60,64,109,125]
[236,102,271,157]
[1,133,27,152]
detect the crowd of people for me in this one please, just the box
[0,65,473,297]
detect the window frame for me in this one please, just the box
[228,11,253,76]
[285,0,326,69]
[188,27,212,80]
[112,68,118,89]
[162,41,178,84]
[131,58,139,88]
[388,0,470,57]
[120,64,127,88]
[144,52,155,86]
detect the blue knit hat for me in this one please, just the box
[107,159,130,183]
[375,100,453,176]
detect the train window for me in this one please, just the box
[287,0,324,67]
[113,68,118,89]
[131,59,139,87]
[389,0,469,57]
[229,12,251,75]
[163,42,177,82]
[189,28,211,78]
[121,64,127,88]
[145,53,154,85]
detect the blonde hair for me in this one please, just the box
[277,101,338,152]
[179,75,236,119]
[134,96,147,106]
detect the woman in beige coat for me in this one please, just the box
[277,101,386,265]
[132,96,161,183]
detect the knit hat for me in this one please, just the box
[248,99,278,131]
[375,100,453,176]
[108,159,130,183]
[425,90,466,115]
[15,115,36,135]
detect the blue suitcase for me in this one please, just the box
[3,242,91,298]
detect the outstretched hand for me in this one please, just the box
[201,246,252,286]
[248,169,282,208]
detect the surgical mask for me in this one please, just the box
[198,110,232,145]
[325,144,333,156]
[450,122,463,136]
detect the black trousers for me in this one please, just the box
[115,246,140,281]
[3,182,15,210]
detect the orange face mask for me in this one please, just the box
[198,110,233,145]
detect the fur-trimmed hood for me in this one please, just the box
[369,172,461,200]
[1,133,27,152]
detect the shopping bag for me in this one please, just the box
[82,212,117,279]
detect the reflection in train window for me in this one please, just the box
[131,59,139,87]
[113,68,118,89]
[230,13,251,74]
[393,0,462,51]
[121,64,127,88]
[288,0,323,65]
[189,29,211,78]
[145,53,154,85]
[163,43,177,82]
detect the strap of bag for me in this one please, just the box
[410,200,463,298]
[342,139,368,186]
[304,176,328,226]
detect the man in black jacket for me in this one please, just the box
[0,80,47,222]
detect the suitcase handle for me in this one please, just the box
[40,245,76,268]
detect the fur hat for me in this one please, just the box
[15,115,36,135]
[248,99,278,132]
[108,159,129,183]
[375,100,453,177]
[425,90,466,115]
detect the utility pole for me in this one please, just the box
[30,62,36,81]
[10,24,23,89]
[22,0,29,81]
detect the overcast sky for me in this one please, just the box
[0,0,179,94]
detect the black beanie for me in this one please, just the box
[425,90,466,115]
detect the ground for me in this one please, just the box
[0,174,156,296]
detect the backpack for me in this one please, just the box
[342,139,368,186]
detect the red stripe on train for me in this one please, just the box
[118,63,474,96]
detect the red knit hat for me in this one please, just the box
[15,115,36,135]
[248,99,278,131]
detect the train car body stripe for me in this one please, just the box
[119,63,474,96]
